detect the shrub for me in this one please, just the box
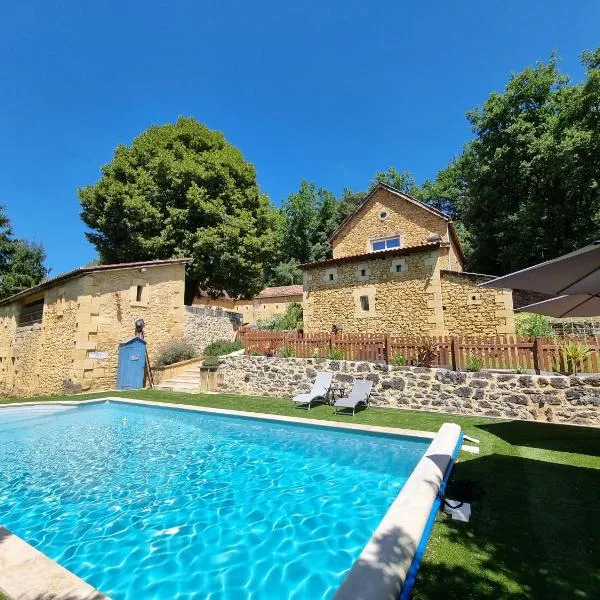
[328,348,343,360]
[555,340,590,374]
[281,345,294,358]
[466,355,484,372]
[515,313,554,337]
[156,340,198,366]
[417,338,439,367]
[392,352,407,366]
[203,339,243,357]
[203,356,220,368]
[255,303,303,331]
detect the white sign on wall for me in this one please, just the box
[89,351,109,360]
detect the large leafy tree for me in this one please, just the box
[277,180,338,266]
[445,50,600,274]
[371,167,421,196]
[79,117,277,304]
[0,207,48,300]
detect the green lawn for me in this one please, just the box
[2,390,599,599]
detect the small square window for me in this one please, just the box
[468,292,482,306]
[323,268,338,283]
[395,264,402,273]
[136,285,144,303]
[360,269,366,277]
[360,295,370,311]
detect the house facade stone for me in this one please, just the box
[301,183,515,336]
[0,260,188,396]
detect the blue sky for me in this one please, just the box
[2,1,599,275]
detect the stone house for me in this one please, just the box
[0,259,189,397]
[194,285,303,325]
[301,182,515,336]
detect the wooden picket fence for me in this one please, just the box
[240,330,600,374]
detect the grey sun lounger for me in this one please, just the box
[333,380,374,415]
[292,372,332,410]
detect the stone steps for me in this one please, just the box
[153,364,204,393]
[168,374,201,382]
[154,379,201,393]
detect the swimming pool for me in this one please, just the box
[0,400,431,599]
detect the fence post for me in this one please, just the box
[328,333,333,356]
[450,336,458,371]
[533,337,543,374]
[384,333,391,364]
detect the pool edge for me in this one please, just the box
[101,396,436,439]
[0,526,110,600]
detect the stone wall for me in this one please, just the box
[332,187,449,259]
[182,306,241,353]
[302,249,515,337]
[7,324,43,396]
[218,355,600,426]
[303,249,438,335]
[194,295,302,326]
[440,272,515,336]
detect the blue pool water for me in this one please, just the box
[0,401,430,599]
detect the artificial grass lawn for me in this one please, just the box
[2,390,599,599]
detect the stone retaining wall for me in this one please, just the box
[218,355,600,426]
[183,306,242,353]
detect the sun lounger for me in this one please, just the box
[292,372,332,410]
[333,380,373,415]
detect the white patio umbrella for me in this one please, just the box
[516,294,600,318]
[480,241,600,296]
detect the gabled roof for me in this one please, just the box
[301,242,441,270]
[328,182,465,265]
[0,258,191,307]
[256,285,304,298]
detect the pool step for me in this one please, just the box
[0,403,77,416]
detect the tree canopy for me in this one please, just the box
[0,208,48,300]
[79,117,277,304]
[444,49,600,274]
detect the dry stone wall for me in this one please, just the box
[183,306,242,353]
[218,355,600,426]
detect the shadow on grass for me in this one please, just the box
[477,420,600,457]
[413,454,600,600]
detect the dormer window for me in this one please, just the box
[371,236,401,252]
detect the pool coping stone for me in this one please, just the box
[0,526,109,600]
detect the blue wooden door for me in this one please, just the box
[117,337,147,390]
